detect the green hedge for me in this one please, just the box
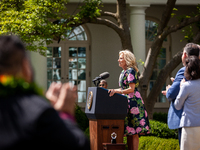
[75,105,89,131]
[153,112,168,124]
[139,136,179,150]
[84,127,90,138]
[149,120,178,139]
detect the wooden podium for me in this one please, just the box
[85,87,127,150]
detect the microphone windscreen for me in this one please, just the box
[99,72,109,79]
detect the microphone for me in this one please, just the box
[92,72,110,82]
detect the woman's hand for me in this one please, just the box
[108,89,116,97]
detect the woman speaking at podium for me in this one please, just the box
[108,50,150,150]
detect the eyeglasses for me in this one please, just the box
[99,84,105,87]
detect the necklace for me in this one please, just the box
[0,75,43,97]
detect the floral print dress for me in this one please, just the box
[119,67,150,135]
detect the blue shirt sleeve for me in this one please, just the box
[166,67,185,102]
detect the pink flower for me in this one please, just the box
[136,127,142,133]
[130,107,140,115]
[140,119,146,126]
[126,126,136,134]
[145,110,148,117]
[123,80,127,84]
[145,126,149,130]
[135,91,141,99]
[128,92,134,98]
[127,74,134,81]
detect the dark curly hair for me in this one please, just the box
[184,56,200,80]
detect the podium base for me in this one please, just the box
[89,119,124,150]
[102,143,126,150]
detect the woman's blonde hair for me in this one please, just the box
[119,49,139,72]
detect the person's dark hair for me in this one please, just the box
[183,43,200,57]
[0,35,26,74]
[184,56,200,80]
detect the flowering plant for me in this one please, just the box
[0,75,43,97]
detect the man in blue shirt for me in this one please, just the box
[162,43,200,145]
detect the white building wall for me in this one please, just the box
[87,23,122,89]
[30,51,47,91]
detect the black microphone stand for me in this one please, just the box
[93,80,101,87]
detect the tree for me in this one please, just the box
[1,0,200,118]
[0,0,71,54]
[0,0,102,54]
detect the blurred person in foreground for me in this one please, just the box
[0,35,90,150]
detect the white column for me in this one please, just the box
[129,5,149,72]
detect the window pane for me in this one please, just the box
[69,58,77,69]
[149,81,154,91]
[77,34,84,40]
[159,48,166,58]
[66,26,87,41]
[53,47,61,57]
[47,58,52,68]
[47,70,52,80]
[74,27,82,35]
[69,47,77,57]
[53,69,61,80]
[159,93,166,103]
[145,20,157,41]
[158,59,166,69]
[80,26,87,40]
[78,92,86,102]
[78,58,86,69]
[78,70,86,80]
[53,58,61,69]
[158,84,166,103]
[47,47,52,57]
[47,81,52,89]
[78,81,86,91]
[69,32,75,39]
[69,70,72,80]
[78,47,86,57]
[70,69,77,80]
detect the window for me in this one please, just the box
[47,47,62,88]
[145,19,170,105]
[47,25,90,104]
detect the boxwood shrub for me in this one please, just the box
[153,112,168,124]
[75,104,89,131]
[149,120,178,139]
[139,136,179,150]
